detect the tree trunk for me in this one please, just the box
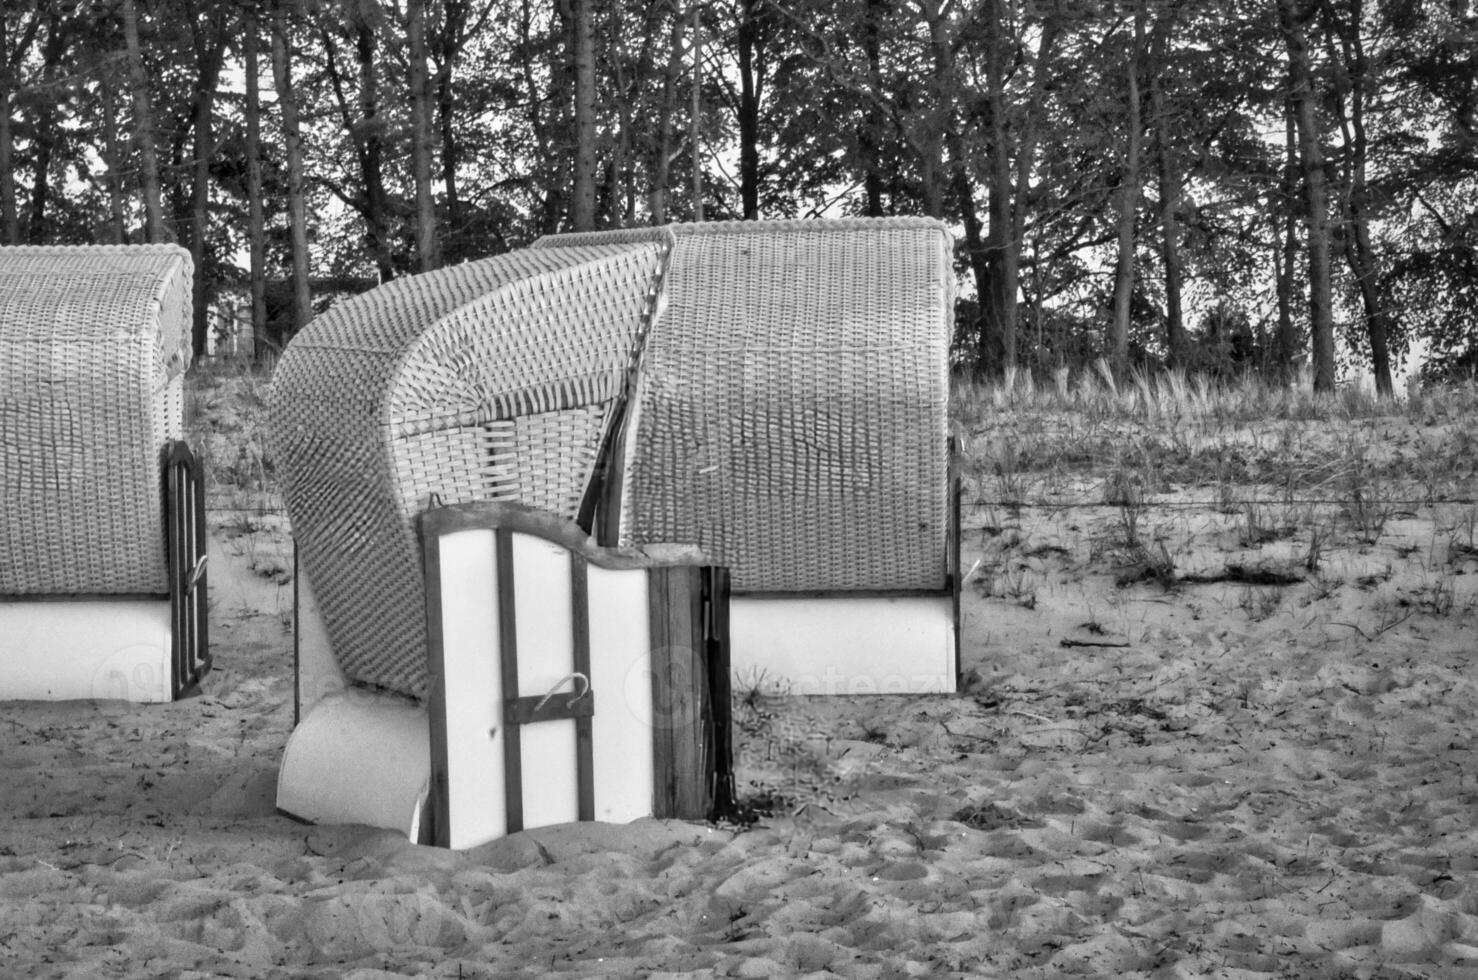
[434,1,465,259]
[1147,12,1186,367]
[0,114,13,241]
[860,0,887,217]
[122,0,169,243]
[1109,6,1145,374]
[0,11,17,244]
[1328,0,1393,396]
[915,0,952,221]
[690,2,704,220]
[609,8,636,225]
[522,0,563,234]
[1273,211,1291,375]
[322,9,396,280]
[1277,0,1336,393]
[737,0,760,219]
[0,5,43,239]
[918,142,944,218]
[356,13,394,280]
[650,0,684,223]
[985,0,1018,372]
[98,71,131,244]
[430,0,499,257]
[246,1,267,358]
[1009,18,1058,373]
[408,0,441,268]
[569,0,596,230]
[26,116,52,243]
[953,163,992,375]
[26,11,67,243]
[1344,200,1393,395]
[187,2,227,360]
[1275,82,1300,380]
[272,1,313,337]
[1151,89,1185,367]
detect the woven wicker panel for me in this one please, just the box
[537,218,953,593]
[0,244,192,595]
[510,405,611,515]
[271,244,664,698]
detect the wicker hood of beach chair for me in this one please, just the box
[274,218,953,700]
[270,243,667,698]
[534,217,955,594]
[0,244,193,597]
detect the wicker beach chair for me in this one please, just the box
[277,217,957,703]
[0,244,208,701]
[273,217,956,844]
[536,218,960,695]
[270,243,668,698]
[534,218,954,594]
[271,246,733,844]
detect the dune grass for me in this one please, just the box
[953,363,1478,508]
[185,357,278,506]
[953,359,1478,430]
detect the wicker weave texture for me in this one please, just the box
[0,244,193,595]
[540,218,953,592]
[271,244,664,697]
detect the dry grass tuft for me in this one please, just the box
[186,358,278,507]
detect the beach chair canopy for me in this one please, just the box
[272,217,953,699]
[271,244,666,697]
[537,218,954,594]
[0,244,193,596]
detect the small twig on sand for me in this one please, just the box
[103,851,149,867]
[1331,621,1372,640]
[1060,639,1130,649]
[1331,609,1413,641]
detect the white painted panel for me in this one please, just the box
[276,691,429,837]
[295,572,347,716]
[509,532,576,694]
[509,531,579,829]
[587,564,654,823]
[0,601,172,702]
[519,716,580,829]
[437,528,506,849]
[730,596,956,696]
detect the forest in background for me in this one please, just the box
[0,0,1474,390]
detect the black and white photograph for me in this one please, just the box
[1,0,1477,976]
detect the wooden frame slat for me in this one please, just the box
[570,553,596,821]
[422,526,453,849]
[495,527,524,833]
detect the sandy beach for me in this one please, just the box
[3,370,1477,978]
